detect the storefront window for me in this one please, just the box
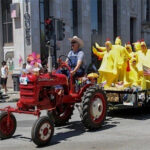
[2,0,13,45]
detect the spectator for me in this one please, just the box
[1,61,8,94]
[21,63,27,75]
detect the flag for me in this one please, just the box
[143,65,150,76]
[11,10,16,18]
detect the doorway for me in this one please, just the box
[130,17,136,44]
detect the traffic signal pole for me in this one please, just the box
[45,17,65,70]
[46,42,52,73]
[53,34,57,68]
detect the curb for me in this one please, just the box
[0,98,19,103]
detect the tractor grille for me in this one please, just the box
[20,81,36,100]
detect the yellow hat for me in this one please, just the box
[115,36,122,45]
[105,38,112,49]
[140,39,147,48]
[125,42,132,53]
[133,41,141,51]
[87,73,99,79]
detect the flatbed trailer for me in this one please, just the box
[105,89,150,109]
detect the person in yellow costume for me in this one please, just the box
[124,42,145,88]
[140,40,150,89]
[140,40,150,67]
[112,43,130,83]
[128,54,142,86]
[101,36,131,83]
[136,40,148,74]
[92,39,118,88]
[122,42,134,86]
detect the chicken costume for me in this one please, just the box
[93,40,118,88]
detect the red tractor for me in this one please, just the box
[0,55,107,146]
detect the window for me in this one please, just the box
[146,0,150,21]
[91,0,102,35]
[97,0,102,34]
[113,0,117,40]
[72,0,78,35]
[2,0,13,45]
[90,0,102,69]
[130,18,136,45]
[91,0,98,32]
[39,0,49,62]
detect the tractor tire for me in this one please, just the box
[31,116,54,147]
[47,104,74,127]
[0,112,17,139]
[81,85,107,130]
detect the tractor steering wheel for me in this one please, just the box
[57,55,72,76]
[58,55,72,66]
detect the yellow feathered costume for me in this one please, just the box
[93,39,130,88]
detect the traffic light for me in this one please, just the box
[45,18,54,41]
[57,20,65,41]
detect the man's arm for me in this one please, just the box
[71,60,82,75]
[71,51,84,75]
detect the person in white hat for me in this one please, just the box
[67,36,85,77]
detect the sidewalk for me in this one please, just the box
[0,88,20,103]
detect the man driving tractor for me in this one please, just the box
[66,36,85,77]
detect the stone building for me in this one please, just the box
[0,0,150,73]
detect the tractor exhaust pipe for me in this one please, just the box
[47,42,53,73]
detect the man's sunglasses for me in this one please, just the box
[71,41,77,44]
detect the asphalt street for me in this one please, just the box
[1,103,150,150]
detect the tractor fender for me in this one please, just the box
[79,83,94,99]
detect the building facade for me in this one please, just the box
[0,0,150,73]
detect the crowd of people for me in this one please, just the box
[92,36,150,90]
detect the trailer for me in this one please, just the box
[105,88,150,109]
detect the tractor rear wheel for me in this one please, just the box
[31,116,54,147]
[81,85,107,130]
[47,104,74,127]
[0,112,17,139]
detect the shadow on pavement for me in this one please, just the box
[1,118,118,148]
[38,119,117,148]
[12,135,32,142]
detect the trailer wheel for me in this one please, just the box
[81,85,107,130]
[0,112,17,139]
[47,104,74,127]
[31,116,54,147]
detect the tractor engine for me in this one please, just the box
[17,72,68,110]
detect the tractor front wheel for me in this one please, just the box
[0,112,17,139]
[31,116,54,147]
[81,85,107,130]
